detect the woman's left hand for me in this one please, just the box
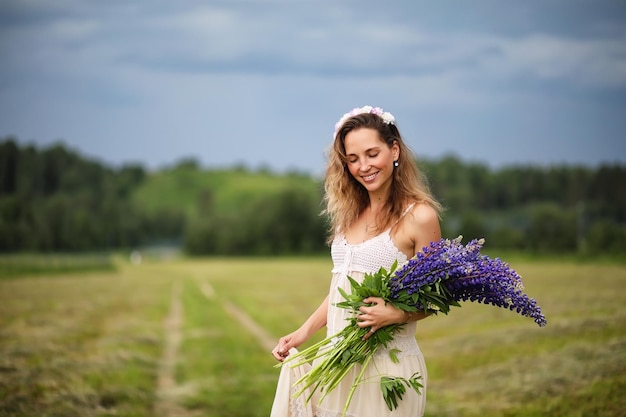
[358,297,405,340]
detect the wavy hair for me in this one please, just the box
[323,112,441,242]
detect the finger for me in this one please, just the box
[362,327,376,340]
[272,341,289,359]
[272,348,289,361]
[277,344,288,356]
[363,297,382,305]
[356,318,371,328]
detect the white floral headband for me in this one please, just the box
[333,105,396,137]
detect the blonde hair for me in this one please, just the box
[323,112,441,243]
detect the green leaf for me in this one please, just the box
[408,372,424,392]
[380,376,406,411]
[388,348,401,364]
[389,259,398,274]
[380,373,424,411]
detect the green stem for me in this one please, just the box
[341,347,377,417]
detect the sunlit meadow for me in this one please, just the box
[0,255,624,416]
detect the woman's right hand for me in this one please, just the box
[271,329,308,361]
[272,296,328,361]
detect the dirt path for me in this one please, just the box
[222,300,276,352]
[198,279,276,352]
[154,282,190,417]
[154,278,276,417]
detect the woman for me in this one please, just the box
[271,106,442,417]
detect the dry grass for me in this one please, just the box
[0,256,624,416]
[0,265,171,417]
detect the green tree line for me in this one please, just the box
[0,139,184,252]
[1,138,624,255]
[421,156,625,254]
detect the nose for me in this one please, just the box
[358,159,371,172]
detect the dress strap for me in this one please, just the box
[401,203,416,217]
[392,202,415,226]
[382,203,416,235]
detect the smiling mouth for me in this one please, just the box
[361,172,379,182]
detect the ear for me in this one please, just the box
[392,141,400,160]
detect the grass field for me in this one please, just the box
[0,255,624,417]
[0,253,114,279]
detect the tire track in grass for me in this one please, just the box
[154,277,274,417]
[197,279,276,352]
[155,281,190,417]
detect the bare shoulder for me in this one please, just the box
[394,202,441,257]
[407,202,439,225]
[405,202,441,253]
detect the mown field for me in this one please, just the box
[0,255,624,417]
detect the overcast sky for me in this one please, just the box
[1,0,625,176]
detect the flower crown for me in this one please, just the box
[333,105,396,137]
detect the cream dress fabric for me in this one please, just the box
[270,227,428,417]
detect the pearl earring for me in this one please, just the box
[394,160,399,167]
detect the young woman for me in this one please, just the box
[271,106,442,416]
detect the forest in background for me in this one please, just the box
[0,137,624,256]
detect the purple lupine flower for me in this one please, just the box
[388,237,547,327]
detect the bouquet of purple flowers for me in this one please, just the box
[280,236,547,416]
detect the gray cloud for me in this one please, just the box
[1,0,625,173]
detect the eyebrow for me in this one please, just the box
[346,146,381,156]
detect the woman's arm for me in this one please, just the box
[359,202,441,337]
[272,295,328,361]
[408,202,442,258]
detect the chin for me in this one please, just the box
[361,181,382,192]
[361,176,391,193]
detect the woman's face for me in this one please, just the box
[343,127,399,194]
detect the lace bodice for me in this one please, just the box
[330,203,415,277]
[327,229,418,344]
[330,231,408,277]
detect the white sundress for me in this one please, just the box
[270,222,428,417]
